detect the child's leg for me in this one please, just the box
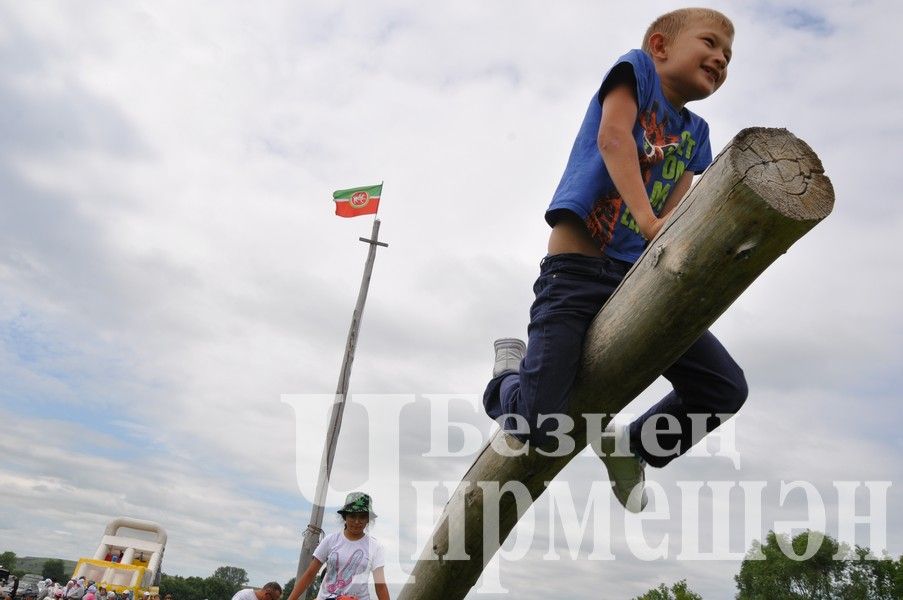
[628,331,747,468]
[483,253,625,445]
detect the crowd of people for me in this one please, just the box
[1,576,172,600]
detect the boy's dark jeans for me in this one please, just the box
[482,253,748,468]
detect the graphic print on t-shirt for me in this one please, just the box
[324,547,365,596]
[585,101,699,252]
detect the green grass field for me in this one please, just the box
[14,557,79,579]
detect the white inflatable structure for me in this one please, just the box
[73,517,167,593]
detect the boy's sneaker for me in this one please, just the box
[594,422,648,513]
[492,338,526,377]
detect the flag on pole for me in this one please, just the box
[333,183,382,218]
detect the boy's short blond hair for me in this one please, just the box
[641,7,734,53]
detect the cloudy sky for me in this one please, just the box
[1,1,900,598]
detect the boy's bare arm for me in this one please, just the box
[598,83,662,240]
[659,169,695,220]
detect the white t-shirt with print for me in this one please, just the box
[313,531,385,600]
[230,589,257,600]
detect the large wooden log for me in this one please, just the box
[398,128,834,600]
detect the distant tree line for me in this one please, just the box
[633,530,903,599]
[11,529,901,599]
[159,566,251,600]
[159,566,302,600]
[0,553,71,582]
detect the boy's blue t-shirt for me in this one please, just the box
[546,49,713,263]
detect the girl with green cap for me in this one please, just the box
[287,493,389,600]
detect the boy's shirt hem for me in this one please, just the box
[546,49,713,263]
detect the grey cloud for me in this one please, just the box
[0,8,147,159]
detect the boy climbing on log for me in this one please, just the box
[483,8,747,513]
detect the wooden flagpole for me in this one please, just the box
[295,213,388,597]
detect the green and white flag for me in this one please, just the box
[333,184,382,218]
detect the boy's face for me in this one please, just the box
[653,19,733,106]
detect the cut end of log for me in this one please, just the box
[728,127,834,222]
